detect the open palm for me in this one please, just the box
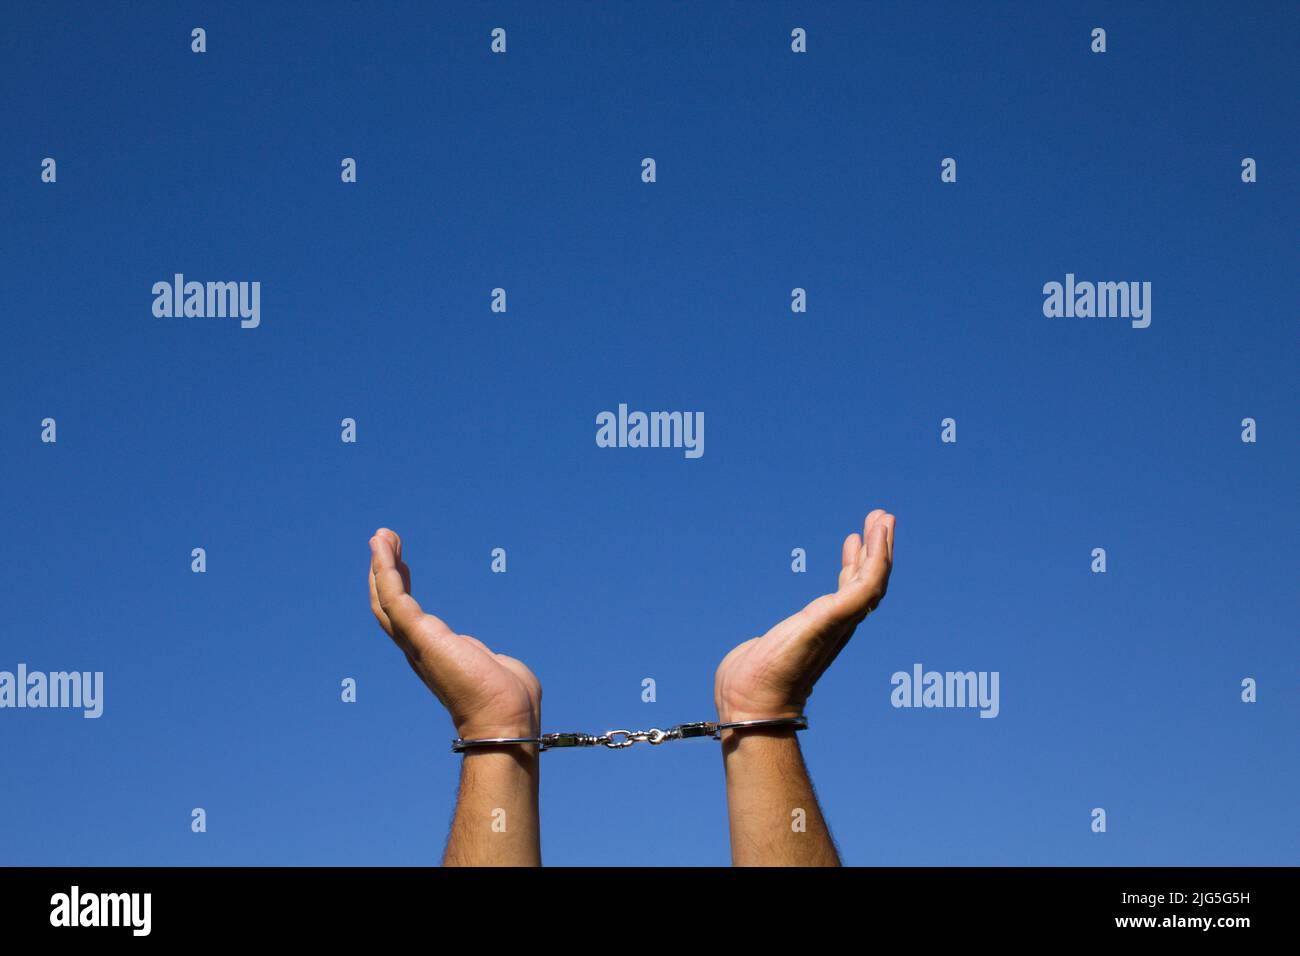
[369,529,541,739]
[715,510,895,723]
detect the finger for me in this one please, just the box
[383,528,413,594]
[841,533,861,569]
[368,529,405,636]
[814,517,893,678]
[841,518,890,608]
[370,530,433,642]
[368,553,392,636]
[857,510,886,569]
[838,533,862,588]
[864,520,893,606]
[797,513,895,701]
[863,517,890,577]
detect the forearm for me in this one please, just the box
[721,728,839,866]
[443,746,541,866]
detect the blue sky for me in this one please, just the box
[1,1,1296,866]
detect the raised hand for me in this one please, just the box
[368,528,541,740]
[715,510,895,724]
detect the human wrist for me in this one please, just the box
[454,712,541,743]
[715,705,807,753]
[454,723,543,762]
[715,699,804,726]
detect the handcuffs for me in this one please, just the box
[452,716,809,753]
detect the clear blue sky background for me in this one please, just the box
[1,2,1296,866]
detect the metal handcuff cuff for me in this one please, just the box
[452,716,809,753]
